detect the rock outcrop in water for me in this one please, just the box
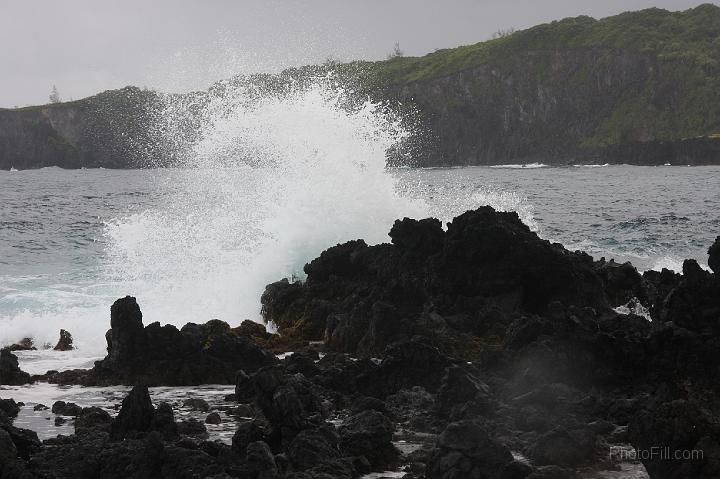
[52,330,73,351]
[4,207,720,478]
[0,350,32,385]
[3,5,720,170]
[47,296,277,386]
[262,207,619,355]
[709,236,720,274]
[259,207,720,478]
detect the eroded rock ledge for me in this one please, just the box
[1,208,719,479]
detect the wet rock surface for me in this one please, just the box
[52,330,74,351]
[46,296,278,386]
[0,349,32,385]
[3,207,720,478]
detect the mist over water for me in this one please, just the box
[0,78,429,356]
[103,79,427,338]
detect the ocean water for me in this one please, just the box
[1,78,719,362]
[2,164,719,360]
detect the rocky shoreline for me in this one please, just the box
[1,207,720,479]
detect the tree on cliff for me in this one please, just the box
[49,85,61,104]
[387,42,404,59]
[491,27,515,39]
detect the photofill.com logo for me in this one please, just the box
[610,446,704,461]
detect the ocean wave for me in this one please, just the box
[488,162,548,169]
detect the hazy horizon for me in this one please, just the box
[1,0,716,108]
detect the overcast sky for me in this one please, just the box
[0,0,715,107]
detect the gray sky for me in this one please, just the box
[0,0,715,107]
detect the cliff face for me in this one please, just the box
[370,4,720,166]
[0,105,82,170]
[382,47,660,165]
[0,87,164,170]
[2,5,720,169]
[378,46,720,166]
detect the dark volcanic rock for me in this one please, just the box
[0,398,20,419]
[0,427,18,468]
[250,366,327,445]
[0,349,32,385]
[427,420,521,479]
[205,412,221,424]
[8,211,720,479]
[56,295,278,386]
[232,420,266,455]
[287,425,342,471]
[0,422,40,461]
[184,397,210,412]
[642,267,682,319]
[107,295,146,364]
[431,208,607,313]
[110,385,155,439]
[235,369,256,403]
[527,426,597,467]
[357,338,449,398]
[708,236,720,274]
[53,329,74,351]
[177,418,208,439]
[261,207,612,356]
[338,410,399,470]
[390,217,445,256]
[436,365,491,419]
[51,401,82,416]
[74,407,112,435]
[657,260,720,334]
[27,428,234,479]
[629,399,720,479]
[349,396,386,416]
[4,338,36,352]
[283,352,320,378]
[594,259,646,306]
[246,440,278,478]
[152,402,178,439]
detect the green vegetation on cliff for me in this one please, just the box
[375,4,720,83]
[2,4,720,169]
[357,3,720,155]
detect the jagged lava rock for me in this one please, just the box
[708,235,720,274]
[249,365,328,445]
[0,398,20,419]
[53,329,74,351]
[629,399,720,479]
[427,420,526,479]
[74,407,112,435]
[55,295,277,386]
[0,349,32,385]
[262,207,613,355]
[110,385,156,440]
[51,401,82,416]
[658,259,720,333]
[338,409,399,470]
[4,338,36,352]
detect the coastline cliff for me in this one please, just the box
[2,4,720,169]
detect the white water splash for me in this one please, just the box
[1,78,542,362]
[613,298,652,321]
[489,162,548,169]
[102,78,426,339]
